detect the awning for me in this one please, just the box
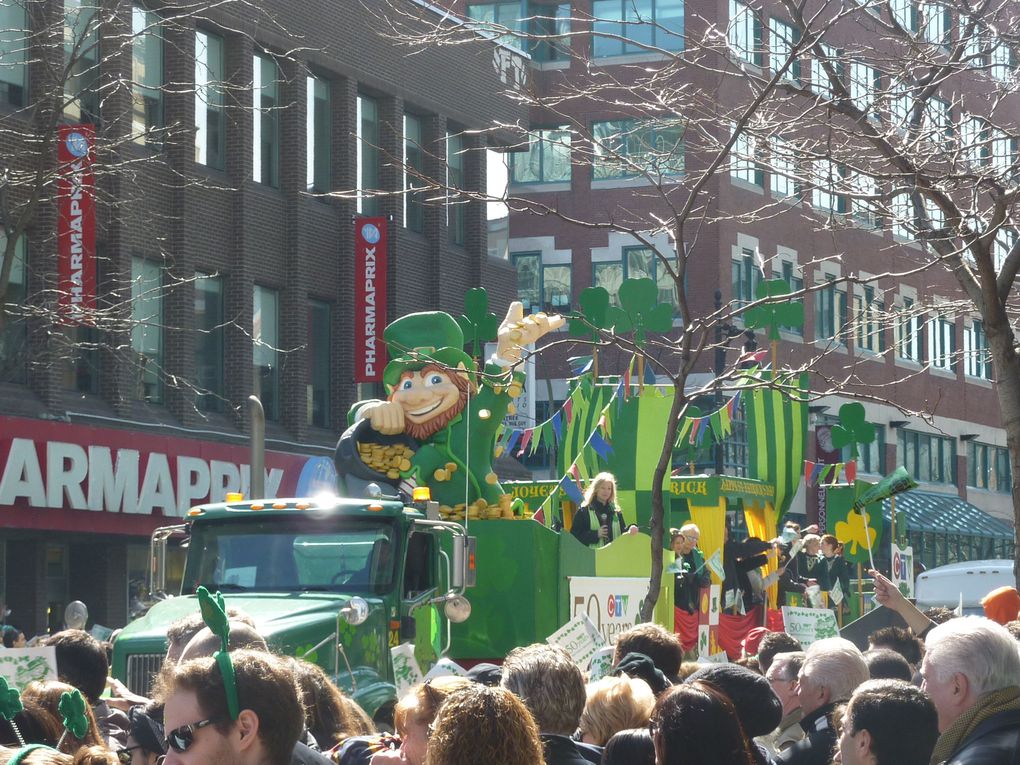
[880,491,1015,540]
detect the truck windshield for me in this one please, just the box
[181,516,397,594]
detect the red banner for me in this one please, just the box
[354,217,387,383]
[57,124,97,323]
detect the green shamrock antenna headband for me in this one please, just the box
[1,684,89,764]
[197,586,240,720]
[56,689,89,749]
[0,676,25,746]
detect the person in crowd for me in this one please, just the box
[154,649,304,765]
[177,624,268,663]
[866,626,922,670]
[796,535,823,580]
[981,585,1020,625]
[20,682,107,753]
[740,627,771,662]
[777,637,869,765]
[666,525,710,615]
[577,676,655,747]
[571,473,628,548]
[836,679,939,765]
[43,631,128,749]
[650,681,757,765]
[0,746,117,765]
[164,609,256,666]
[119,704,165,765]
[818,536,850,614]
[923,606,957,625]
[501,643,600,765]
[1005,620,1020,642]
[465,663,502,686]
[862,649,913,683]
[612,623,683,689]
[599,728,654,765]
[757,632,803,677]
[291,661,373,751]
[422,684,544,765]
[685,664,782,765]
[760,652,805,756]
[2,627,26,648]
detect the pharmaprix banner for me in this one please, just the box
[57,124,96,322]
[353,217,387,383]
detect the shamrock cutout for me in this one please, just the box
[604,278,673,347]
[457,288,500,360]
[0,678,22,722]
[58,690,89,740]
[568,287,611,340]
[197,586,229,652]
[834,509,878,557]
[830,402,876,460]
[743,279,804,341]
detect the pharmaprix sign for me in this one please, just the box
[0,416,336,534]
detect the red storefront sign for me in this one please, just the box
[0,416,336,536]
[57,125,97,323]
[353,217,387,383]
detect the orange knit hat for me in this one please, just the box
[981,585,1020,625]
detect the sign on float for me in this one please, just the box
[354,217,387,383]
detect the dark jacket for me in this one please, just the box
[540,733,602,765]
[943,708,1020,765]
[570,500,625,547]
[723,537,772,613]
[819,555,851,597]
[776,703,837,765]
[670,549,710,613]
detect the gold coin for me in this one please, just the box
[445,462,458,473]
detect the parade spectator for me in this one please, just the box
[685,664,782,765]
[2,627,25,648]
[777,637,869,765]
[1006,620,1020,642]
[290,660,373,750]
[154,649,304,765]
[599,728,654,765]
[164,609,255,666]
[650,681,757,765]
[863,649,913,683]
[501,643,600,765]
[836,679,938,765]
[0,746,117,765]
[612,623,682,686]
[757,633,802,677]
[119,704,165,765]
[867,625,923,668]
[797,535,823,580]
[923,606,957,625]
[177,624,268,663]
[571,473,627,548]
[981,585,1020,625]
[667,525,710,614]
[423,684,543,765]
[922,616,1020,763]
[818,536,850,615]
[20,681,107,752]
[577,677,655,747]
[740,627,771,662]
[760,652,805,756]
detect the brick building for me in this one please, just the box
[0,0,525,633]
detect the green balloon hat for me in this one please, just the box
[382,311,475,391]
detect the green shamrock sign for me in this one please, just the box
[830,402,876,460]
[0,677,22,722]
[604,278,674,347]
[58,689,89,739]
[743,279,804,341]
[457,288,500,361]
[569,287,611,340]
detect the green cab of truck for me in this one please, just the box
[111,494,471,726]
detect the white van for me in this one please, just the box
[914,559,1016,615]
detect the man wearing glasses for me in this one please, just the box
[760,651,806,757]
[155,649,304,765]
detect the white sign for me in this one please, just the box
[890,544,915,599]
[587,645,616,681]
[485,342,535,432]
[781,606,839,646]
[568,577,649,645]
[390,643,423,698]
[423,657,469,682]
[547,613,606,668]
[0,647,57,689]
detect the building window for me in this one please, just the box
[990,129,1017,178]
[994,229,1016,273]
[849,61,879,117]
[890,193,912,240]
[891,0,918,32]
[594,247,677,309]
[308,300,331,428]
[528,2,571,62]
[779,260,803,334]
[511,128,571,184]
[253,54,280,187]
[131,257,163,404]
[195,31,226,169]
[852,173,878,227]
[898,429,956,485]
[927,311,955,371]
[592,0,684,58]
[730,125,763,187]
[959,115,988,167]
[896,297,923,362]
[921,1,950,45]
[813,160,847,213]
[990,43,1016,83]
[728,0,762,66]
[592,119,684,179]
[0,231,26,383]
[770,136,799,198]
[65,0,99,121]
[815,277,847,345]
[132,6,164,145]
[810,43,842,98]
[467,2,524,49]
[968,442,1011,493]
[854,286,885,353]
[357,95,381,216]
[307,76,331,193]
[447,133,466,246]
[404,114,425,232]
[514,253,571,314]
[253,285,280,421]
[194,272,224,412]
[769,18,800,81]
[731,248,760,308]
[0,1,27,109]
[963,320,991,379]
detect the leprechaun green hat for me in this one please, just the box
[383,311,475,391]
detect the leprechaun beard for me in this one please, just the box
[403,387,468,441]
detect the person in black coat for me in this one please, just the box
[571,472,627,548]
[722,519,774,614]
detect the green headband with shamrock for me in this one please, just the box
[0,679,89,763]
[197,586,240,721]
[7,744,51,765]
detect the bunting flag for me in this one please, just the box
[845,460,857,483]
[623,366,631,398]
[568,355,593,376]
[505,429,521,455]
[559,475,584,504]
[551,411,563,442]
[804,460,816,485]
[589,430,613,459]
[564,397,574,424]
[676,418,692,445]
[576,453,590,482]
[810,463,823,485]
[516,428,533,457]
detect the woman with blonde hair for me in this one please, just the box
[571,472,630,548]
[577,676,655,746]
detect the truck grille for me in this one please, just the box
[126,654,164,696]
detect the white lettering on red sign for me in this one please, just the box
[364,245,376,376]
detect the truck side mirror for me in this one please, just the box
[443,593,471,623]
[340,597,369,626]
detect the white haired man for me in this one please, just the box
[777,637,869,765]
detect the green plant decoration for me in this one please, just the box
[830,402,876,460]
[457,288,500,361]
[0,678,23,722]
[58,689,88,740]
[743,279,804,341]
[197,586,240,721]
[604,278,674,347]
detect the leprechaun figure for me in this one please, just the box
[344,302,563,515]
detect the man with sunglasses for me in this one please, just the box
[155,649,305,765]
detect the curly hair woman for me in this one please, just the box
[424,685,543,765]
